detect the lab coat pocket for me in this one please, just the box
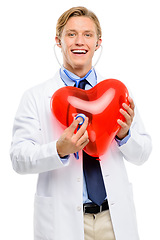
[34,194,57,240]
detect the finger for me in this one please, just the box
[77,136,89,151]
[117,119,127,127]
[73,117,89,141]
[122,105,134,119]
[67,118,82,136]
[128,96,135,110]
[77,130,89,148]
[120,108,132,124]
[79,138,89,150]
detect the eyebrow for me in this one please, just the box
[65,29,95,33]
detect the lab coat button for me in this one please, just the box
[105,174,110,177]
[77,178,81,182]
[77,206,81,211]
[111,202,115,206]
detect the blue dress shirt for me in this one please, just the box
[59,66,131,203]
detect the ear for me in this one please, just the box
[55,36,62,48]
[95,38,102,51]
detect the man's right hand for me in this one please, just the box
[56,117,89,158]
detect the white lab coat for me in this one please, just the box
[10,71,152,240]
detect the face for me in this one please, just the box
[56,16,102,76]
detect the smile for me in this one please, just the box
[71,49,88,54]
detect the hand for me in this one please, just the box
[116,97,135,139]
[56,117,89,158]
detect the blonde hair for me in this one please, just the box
[56,6,102,40]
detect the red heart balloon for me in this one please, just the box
[50,79,129,157]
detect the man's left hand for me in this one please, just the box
[116,97,135,139]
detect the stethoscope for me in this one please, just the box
[53,43,103,158]
[74,113,86,159]
[53,43,103,87]
[62,68,92,87]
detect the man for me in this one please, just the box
[10,6,152,240]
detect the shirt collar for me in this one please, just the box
[60,66,97,88]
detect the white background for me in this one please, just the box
[0,0,159,239]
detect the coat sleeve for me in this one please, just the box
[10,89,68,175]
[117,103,152,166]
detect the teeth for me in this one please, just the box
[72,50,87,54]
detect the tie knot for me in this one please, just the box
[77,79,88,89]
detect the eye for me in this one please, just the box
[68,33,76,37]
[85,32,93,37]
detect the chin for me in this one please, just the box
[72,60,91,69]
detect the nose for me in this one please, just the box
[75,34,85,46]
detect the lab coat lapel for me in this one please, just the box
[47,71,66,98]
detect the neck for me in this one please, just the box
[63,64,92,78]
